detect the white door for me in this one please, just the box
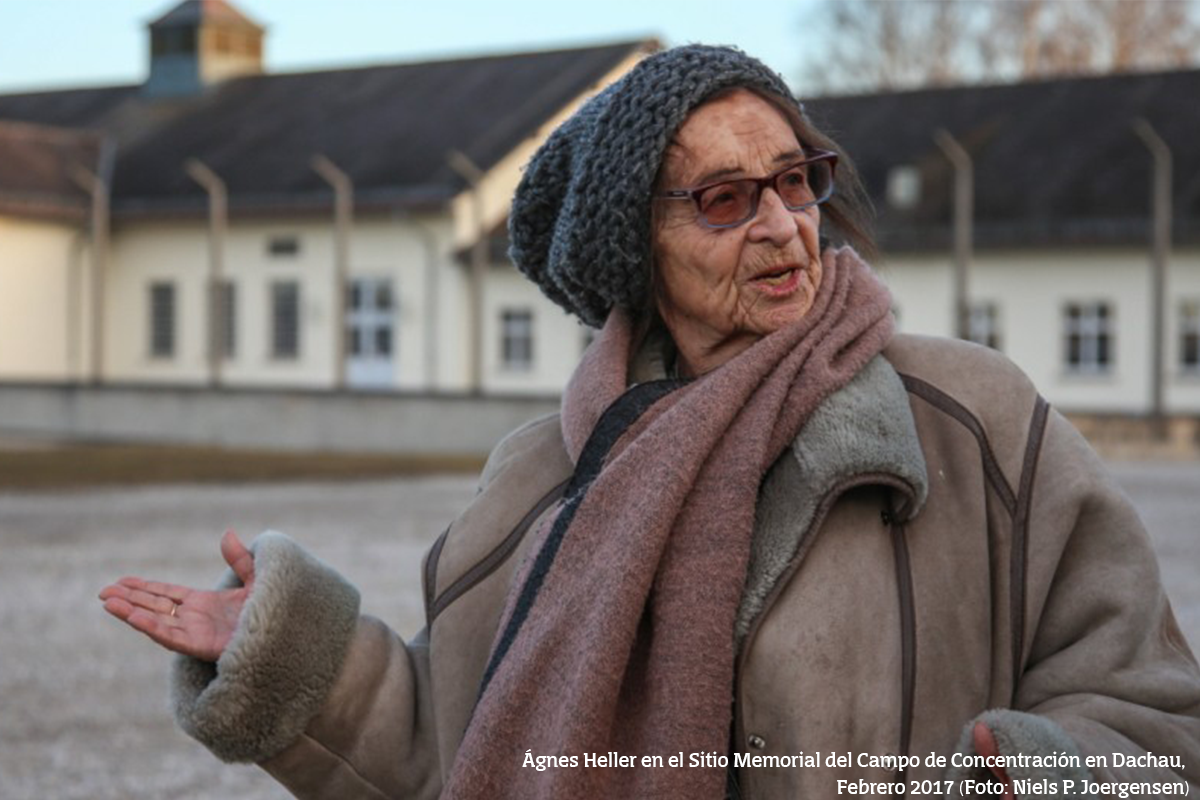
[346,278,395,388]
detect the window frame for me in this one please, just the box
[267,235,301,258]
[1180,298,1200,375]
[1062,300,1115,375]
[270,280,301,360]
[966,301,1001,351]
[499,308,535,372]
[148,281,176,360]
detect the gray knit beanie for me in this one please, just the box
[508,44,800,327]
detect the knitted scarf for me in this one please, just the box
[444,247,894,799]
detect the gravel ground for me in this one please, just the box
[0,476,477,800]
[1,461,1197,799]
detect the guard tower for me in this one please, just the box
[143,0,265,98]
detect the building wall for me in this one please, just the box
[105,214,461,391]
[434,233,472,392]
[880,248,1200,414]
[0,215,87,381]
[7,204,1200,416]
[481,265,590,394]
[1167,250,1200,412]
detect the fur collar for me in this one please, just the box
[736,354,929,638]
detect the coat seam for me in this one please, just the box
[422,525,449,626]
[890,518,916,799]
[1011,395,1050,698]
[898,373,1017,516]
[428,478,570,624]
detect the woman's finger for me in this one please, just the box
[104,596,172,631]
[107,599,193,649]
[102,594,137,621]
[124,606,171,641]
[220,530,255,586]
[111,586,178,616]
[113,576,189,603]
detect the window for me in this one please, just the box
[149,282,175,358]
[1181,300,1200,373]
[209,280,236,359]
[1063,302,1113,373]
[967,302,1001,350]
[271,281,301,359]
[886,165,921,210]
[151,28,197,56]
[268,236,300,257]
[500,309,534,371]
[347,279,394,359]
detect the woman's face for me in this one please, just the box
[652,89,823,377]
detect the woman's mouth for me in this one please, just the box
[750,265,803,296]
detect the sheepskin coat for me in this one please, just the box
[171,334,1200,799]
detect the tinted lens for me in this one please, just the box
[697,181,756,227]
[777,160,832,209]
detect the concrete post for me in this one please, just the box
[69,139,114,385]
[312,155,354,391]
[447,150,487,395]
[184,158,228,388]
[934,129,974,341]
[1132,119,1172,436]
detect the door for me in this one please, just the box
[346,278,395,388]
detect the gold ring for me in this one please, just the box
[169,603,178,617]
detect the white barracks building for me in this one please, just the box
[0,0,1197,449]
[0,0,650,398]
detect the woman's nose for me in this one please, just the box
[747,187,807,246]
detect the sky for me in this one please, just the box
[0,0,822,95]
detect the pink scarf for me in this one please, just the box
[444,247,894,799]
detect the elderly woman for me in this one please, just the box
[100,45,1200,799]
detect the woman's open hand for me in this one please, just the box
[99,530,254,662]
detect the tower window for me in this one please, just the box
[151,28,197,57]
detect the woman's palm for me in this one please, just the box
[99,531,254,663]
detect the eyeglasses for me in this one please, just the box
[656,149,838,229]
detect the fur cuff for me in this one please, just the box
[170,531,361,763]
[945,710,1093,798]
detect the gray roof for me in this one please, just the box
[0,120,102,220]
[807,68,1200,250]
[0,41,653,219]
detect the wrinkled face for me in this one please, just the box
[653,89,823,376]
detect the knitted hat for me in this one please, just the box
[508,44,800,327]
